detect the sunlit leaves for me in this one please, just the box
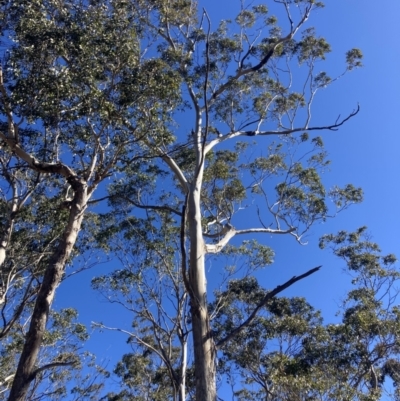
[329,183,363,209]
[314,71,331,88]
[9,0,140,122]
[0,0,368,398]
[296,27,331,63]
[346,48,363,70]
[214,228,400,401]
[221,240,275,271]
[249,154,286,175]
[235,10,256,29]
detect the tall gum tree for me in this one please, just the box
[94,1,363,400]
[92,209,192,401]
[0,0,364,400]
[0,1,177,399]
[209,228,400,400]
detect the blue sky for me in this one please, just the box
[53,0,400,397]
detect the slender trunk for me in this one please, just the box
[188,186,216,401]
[178,336,187,401]
[0,219,14,304]
[0,220,13,270]
[7,178,88,401]
[0,182,18,271]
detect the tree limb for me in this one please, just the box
[160,152,189,194]
[206,3,312,109]
[0,374,14,387]
[30,360,79,381]
[0,131,76,179]
[205,105,360,153]
[92,322,167,365]
[216,265,321,348]
[205,225,295,254]
[120,195,182,217]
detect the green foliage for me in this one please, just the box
[0,0,366,399]
[212,229,400,400]
[346,48,364,70]
[0,305,104,400]
[296,27,331,63]
[222,240,275,270]
[105,352,175,401]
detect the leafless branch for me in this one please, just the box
[205,224,295,254]
[30,360,79,381]
[205,105,360,153]
[216,265,321,348]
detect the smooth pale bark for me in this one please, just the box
[0,174,35,305]
[154,7,318,400]
[0,178,19,271]
[0,220,13,270]
[7,177,88,401]
[178,339,187,401]
[188,184,216,401]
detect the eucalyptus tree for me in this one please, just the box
[211,228,400,401]
[315,227,400,400]
[92,1,363,400]
[93,206,192,401]
[0,307,107,401]
[0,144,109,399]
[0,0,176,399]
[0,148,76,397]
[0,0,364,400]
[0,145,47,330]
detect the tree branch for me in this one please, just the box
[120,195,182,217]
[206,3,312,108]
[0,131,76,179]
[0,374,14,387]
[88,194,183,216]
[205,225,295,254]
[30,360,78,381]
[216,265,321,348]
[92,322,167,365]
[160,152,189,194]
[205,105,360,153]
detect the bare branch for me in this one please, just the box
[205,105,360,153]
[216,266,321,348]
[120,195,182,217]
[160,153,189,194]
[92,322,167,363]
[205,225,295,254]
[30,360,79,381]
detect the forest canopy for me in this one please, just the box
[0,1,398,401]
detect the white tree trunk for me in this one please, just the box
[188,185,216,401]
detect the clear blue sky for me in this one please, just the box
[54,0,400,397]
